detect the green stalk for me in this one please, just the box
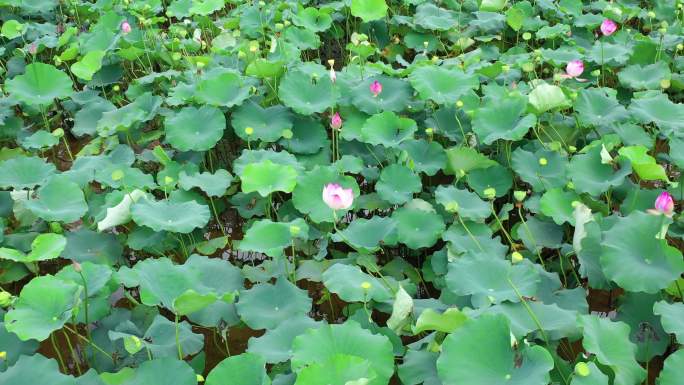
[457,214,484,252]
[175,313,183,360]
[51,333,67,373]
[63,329,82,376]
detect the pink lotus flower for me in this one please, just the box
[28,43,37,55]
[121,21,132,34]
[330,112,342,130]
[566,60,584,77]
[329,67,336,83]
[655,191,674,215]
[370,80,382,97]
[322,183,353,210]
[600,19,617,36]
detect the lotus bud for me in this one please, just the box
[369,80,382,97]
[600,19,618,36]
[322,183,354,210]
[565,60,584,78]
[329,67,336,83]
[72,261,82,272]
[575,362,591,377]
[655,191,675,215]
[511,252,524,264]
[483,188,496,200]
[330,112,342,130]
[289,225,301,236]
[514,190,527,202]
[245,127,254,136]
[111,169,125,181]
[121,21,132,34]
[0,292,12,307]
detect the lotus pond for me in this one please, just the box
[2,0,684,384]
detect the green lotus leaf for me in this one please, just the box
[601,211,684,293]
[196,70,252,107]
[333,216,397,253]
[206,353,270,385]
[96,93,162,135]
[511,147,567,191]
[0,354,76,385]
[25,176,88,223]
[295,354,377,385]
[6,63,73,106]
[588,42,631,66]
[446,258,540,308]
[247,317,321,364]
[445,146,497,175]
[579,315,646,385]
[238,218,308,257]
[409,66,478,105]
[568,146,631,196]
[349,75,413,114]
[1,20,24,40]
[236,278,311,330]
[293,7,332,32]
[322,263,392,303]
[4,275,80,341]
[122,358,198,385]
[414,3,458,30]
[71,50,106,81]
[466,164,513,198]
[539,188,580,225]
[401,139,446,176]
[292,321,394,385]
[574,88,629,128]
[485,301,580,340]
[618,62,670,90]
[165,105,226,151]
[0,233,66,262]
[279,115,327,155]
[437,314,554,385]
[292,166,360,223]
[117,254,243,315]
[392,202,445,249]
[472,95,536,144]
[413,308,467,334]
[108,314,205,358]
[629,93,684,136]
[131,198,210,233]
[20,130,58,150]
[190,0,223,16]
[616,293,668,362]
[361,111,417,148]
[653,301,684,342]
[240,159,298,197]
[376,164,422,205]
[618,145,668,182]
[528,83,571,114]
[435,185,490,221]
[480,0,508,11]
[179,169,233,197]
[514,214,564,253]
[233,149,303,176]
[657,349,684,385]
[398,350,440,385]
[0,156,56,190]
[350,0,388,22]
[278,70,336,115]
[232,101,294,142]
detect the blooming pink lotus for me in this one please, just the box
[655,191,674,215]
[121,21,132,34]
[566,60,584,77]
[322,183,353,210]
[600,19,617,36]
[330,112,342,130]
[370,80,382,97]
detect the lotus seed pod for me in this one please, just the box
[445,202,459,213]
[361,281,372,290]
[483,188,496,200]
[511,252,524,264]
[522,32,532,40]
[282,129,293,139]
[52,128,64,138]
[196,374,205,382]
[289,225,301,236]
[0,292,12,307]
[574,362,591,377]
[0,351,6,360]
[648,11,656,18]
[111,169,125,181]
[456,100,464,107]
[538,157,548,166]
[245,127,254,136]
[661,79,671,89]
[514,190,527,202]
[113,84,120,92]
[164,176,174,185]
